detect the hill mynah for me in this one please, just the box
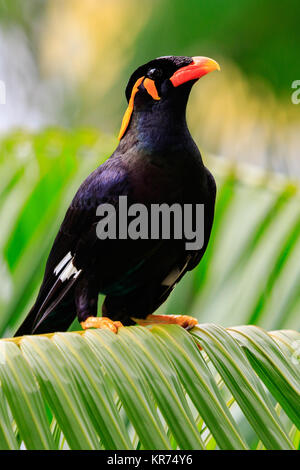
[15,55,219,336]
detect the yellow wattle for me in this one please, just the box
[118,76,144,140]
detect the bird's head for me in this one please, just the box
[118,55,220,140]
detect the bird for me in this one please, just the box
[15,55,219,337]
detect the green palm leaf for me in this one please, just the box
[0,130,299,450]
[0,323,298,450]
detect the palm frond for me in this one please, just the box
[0,324,298,450]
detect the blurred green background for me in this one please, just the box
[0,0,299,337]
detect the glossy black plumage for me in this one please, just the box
[15,55,216,336]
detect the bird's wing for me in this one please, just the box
[153,168,216,311]
[186,167,216,271]
[15,158,131,335]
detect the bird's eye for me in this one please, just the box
[147,68,162,80]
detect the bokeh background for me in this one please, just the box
[0,0,299,337]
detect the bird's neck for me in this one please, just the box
[118,100,201,161]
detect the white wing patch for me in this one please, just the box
[54,252,72,276]
[161,267,181,287]
[54,252,82,282]
[161,259,190,287]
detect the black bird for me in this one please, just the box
[15,55,219,337]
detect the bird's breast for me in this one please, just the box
[127,156,186,204]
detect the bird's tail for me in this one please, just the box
[14,289,77,337]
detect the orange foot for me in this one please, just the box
[81,316,123,334]
[131,314,198,331]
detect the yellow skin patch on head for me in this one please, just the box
[118,76,144,140]
[118,76,160,140]
[143,78,160,101]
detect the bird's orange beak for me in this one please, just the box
[170,56,220,87]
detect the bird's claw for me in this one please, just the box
[131,314,198,330]
[81,316,124,334]
[172,314,198,330]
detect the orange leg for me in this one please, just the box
[81,316,124,334]
[131,314,198,331]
